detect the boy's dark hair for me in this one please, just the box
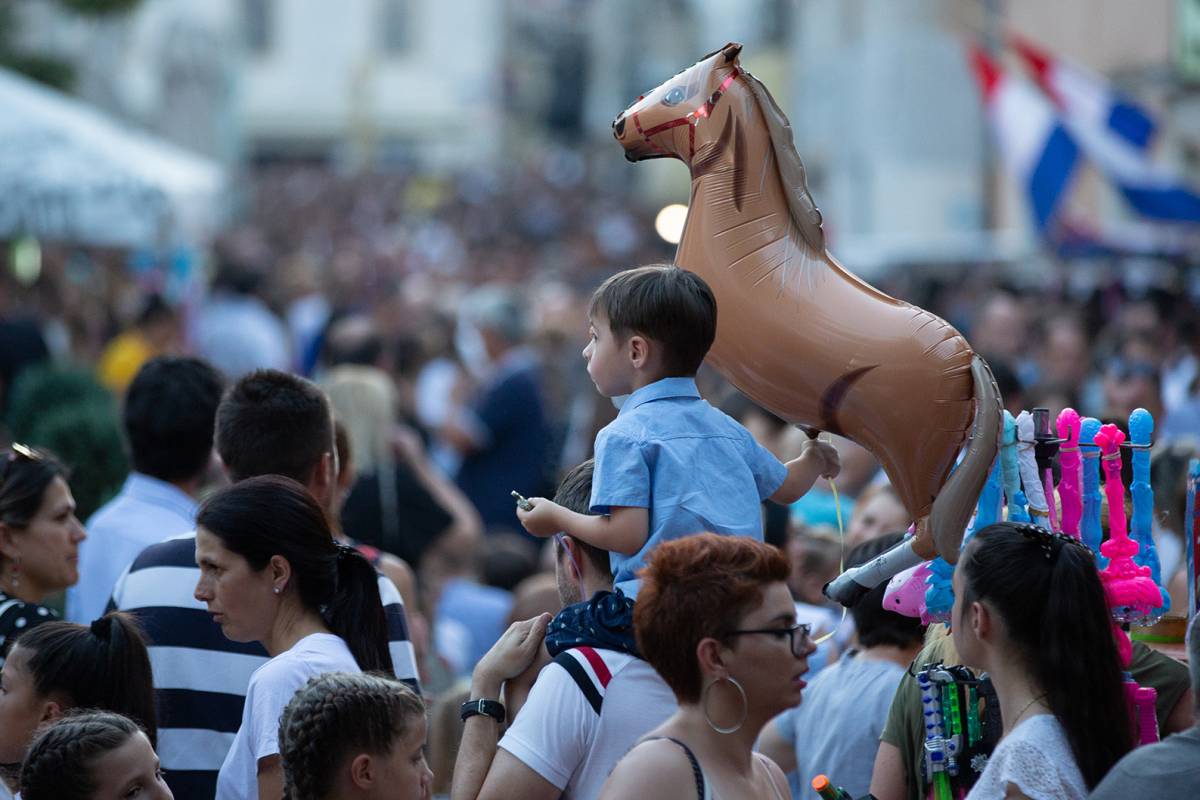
[589,264,717,376]
[553,459,610,579]
[123,356,225,483]
[215,369,333,484]
[847,533,926,649]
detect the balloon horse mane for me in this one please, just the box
[613,43,1002,605]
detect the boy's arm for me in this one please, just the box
[516,502,649,555]
[770,439,841,505]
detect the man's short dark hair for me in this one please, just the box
[589,265,717,376]
[848,532,926,649]
[215,369,333,484]
[554,459,610,579]
[123,356,224,483]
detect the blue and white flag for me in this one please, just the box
[1013,35,1200,224]
[969,44,1079,232]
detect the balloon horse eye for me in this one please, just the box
[663,86,687,107]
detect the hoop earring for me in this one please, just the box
[701,676,747,734]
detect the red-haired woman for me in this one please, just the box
[599,534,811,800]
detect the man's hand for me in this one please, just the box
[473,613,553,693]
[515,498,563,537]
[800,438,841,480]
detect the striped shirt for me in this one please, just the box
[110,532,420,800]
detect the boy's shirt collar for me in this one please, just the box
[620,376,701,414]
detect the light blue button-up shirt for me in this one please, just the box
[67,472,198,624]
[590,377,787,595]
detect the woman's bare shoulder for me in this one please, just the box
[599,738,702,800]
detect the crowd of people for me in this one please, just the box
[0,155,1198,800]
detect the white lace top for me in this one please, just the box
[966,714,1087,800]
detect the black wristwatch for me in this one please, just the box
[460,698,506,724]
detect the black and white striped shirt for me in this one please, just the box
[110,533,419,800]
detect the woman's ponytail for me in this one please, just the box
[1036,540,1132,787]
[962,523,1132,789]
[199,476,396,675]
[325,544,393,674]
[16,612,157,747]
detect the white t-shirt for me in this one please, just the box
[966,714,1087,800]
[216,633,360,800]
[498,648,677,799]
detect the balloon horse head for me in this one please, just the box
[614,44,1002,605]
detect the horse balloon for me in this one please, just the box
[613,43,1001,605]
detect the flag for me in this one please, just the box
[1011,34,1155,152]
[1011,35,1200,224]
[968,44,1079,231]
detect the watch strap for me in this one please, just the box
[460,698,506,724]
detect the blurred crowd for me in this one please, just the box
[2,151,1199,799]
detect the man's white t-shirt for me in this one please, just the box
[216,633,360,800]
[498,647,677,799]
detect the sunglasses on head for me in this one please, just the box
[0,443,45,485]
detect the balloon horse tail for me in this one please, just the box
[824,355,1002,606]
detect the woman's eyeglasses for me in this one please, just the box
[725,622,813,657]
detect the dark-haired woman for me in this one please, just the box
[0,444,86,664]
[0,612,157,795]
[600,534,807,800]
[194,475,394,800]
[20,711,172,800]
[954,523,1133,798]
[279,672,431,800]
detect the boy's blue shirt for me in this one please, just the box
[590,376,788,594]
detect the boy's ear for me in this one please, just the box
[627,334,650,368]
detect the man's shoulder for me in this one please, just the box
[1093,727,1200,798]
[128,533,199,571]
[546,647,669,709]
[1114,726,1200,773]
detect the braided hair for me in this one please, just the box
[19,710,142,800]
[279,672,425,800]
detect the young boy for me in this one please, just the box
[517,264,839,595]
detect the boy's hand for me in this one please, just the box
[801,438,841,480]
[516,497,563,537]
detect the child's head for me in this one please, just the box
[280,672,430,800]
[586,265,716,393]
[0,613,157,767]
[20,711,170,800]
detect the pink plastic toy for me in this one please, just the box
[1056,409,1083,539]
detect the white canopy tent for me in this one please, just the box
[0,66,224,247]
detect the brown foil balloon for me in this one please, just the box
[613,43,1002,604]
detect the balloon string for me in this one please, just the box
[814,474,849,645]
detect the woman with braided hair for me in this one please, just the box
[193,475,394,800]
[20,711,171,800]
[279,672,430,800]
[0,612,156,796]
